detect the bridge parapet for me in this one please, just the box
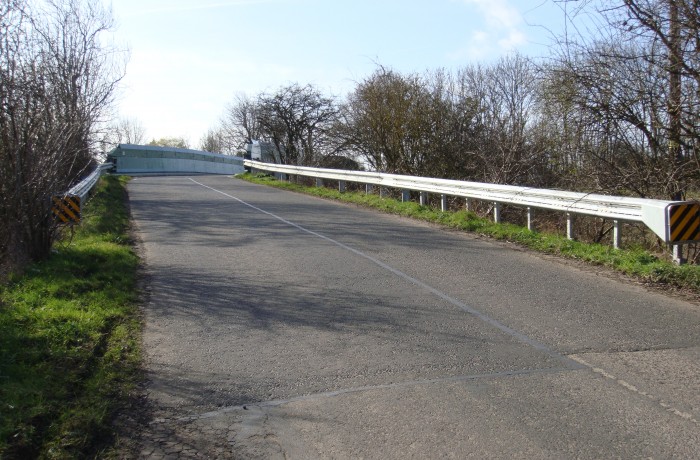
[108,144,244,175]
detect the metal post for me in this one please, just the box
[366,183,372,194]
[316,178,323,188]
[420,192,427,206]
[613,220,621,249]
[493,202,501,223]
[465,198,473,212]
[566,213,574,240]
[441,194,448,212]
[402,190,410,202]
[527,207,533,231]
[672,244,686,265]
[339,180,346,193]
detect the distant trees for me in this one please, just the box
[338,68,437,175]
[219,93,263,153]
[205,0,699,204]
[199,128,226,153]
[255,83,339,165]
[458,56,548,185]
[215,84,339,165]
[0,0,124,271]
[102,117,146,152]
[148,137,190,149]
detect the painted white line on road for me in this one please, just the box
[570,355,698,426]
[189,178,583,370]
[158,366,571,424]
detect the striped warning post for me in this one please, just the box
[668,203,700,242]
[52,195,81,224]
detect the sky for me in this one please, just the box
[107,0,573,147]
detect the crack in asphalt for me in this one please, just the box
[149,365,576,424]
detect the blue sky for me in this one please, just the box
[109,0,571,146]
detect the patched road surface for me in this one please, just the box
[121,175,700,459]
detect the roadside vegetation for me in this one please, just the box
[0,175,141,458]
[240,173,700,296]
[204,1,699,264]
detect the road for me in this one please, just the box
[123,174,700,459]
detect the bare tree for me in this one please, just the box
[147,137,190,149]
[99,116,146,154]
[550,0,700,199]
[0,0,124,271]
[457,55,548,185]
[338,68,435,174]
[111,117,146,145]
[255,83,338,165]
[219,93,262,153]
[199,128,225,153]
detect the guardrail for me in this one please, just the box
[52,163,113,224]
[245,160,700,263]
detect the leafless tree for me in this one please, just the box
[199,128,226,153]
[0,0,124,271]
[219,93,262,153]
[549,0,700,199]
[147,137,189,149]
[338,68,467,175]
[100,116,146,154]
[112,117,146,145]
[457,55,549,185]
[255,83,338,165]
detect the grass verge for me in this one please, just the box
[239,172,700,295]
[0,175,141,458]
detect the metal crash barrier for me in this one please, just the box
[245,160,700,264]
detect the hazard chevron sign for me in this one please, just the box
[52,195,81,224]
[668,203,700,243]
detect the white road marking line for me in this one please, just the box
[570,355,698,426]
[183,178,699,429]
[189,177,582,370]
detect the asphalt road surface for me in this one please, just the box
[123,175,700,459]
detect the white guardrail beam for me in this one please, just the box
[67,163,113,203]
[52,163,113,225]
[244,160,700,254]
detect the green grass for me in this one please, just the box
[239,173,700,294]
[0,175,141,458]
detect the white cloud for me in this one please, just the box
[498,29,527,49]
[465,0,522,29]
[450,0,527,61]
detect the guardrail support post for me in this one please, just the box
[567,213,575,240]
[420,192,427,206]
[366,184,372,194]
[402,190,410,202]
[316,178,323,188]
[613,220,621,249]
[493,202,501,223]
[441,194,448,212]
[672,244,686,265]
[465,198,473,212]
[527,207,533,231]
[339,180,346,192]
